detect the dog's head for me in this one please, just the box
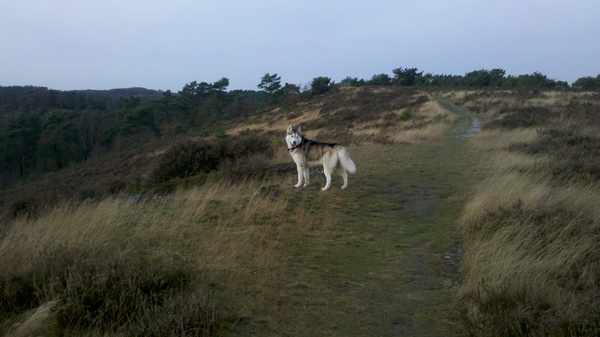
[286,125,303,150]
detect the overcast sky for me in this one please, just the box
[1,0,598,91]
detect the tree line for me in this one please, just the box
[261,68,599,96]
[339,68,600,89]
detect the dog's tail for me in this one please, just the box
[337,146,356,173]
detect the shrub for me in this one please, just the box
[400,109,413,121]
[219,134,274,160]
[151,135,274,185]
[482,107,550,130]
[9,198,39,219]
[219,154,268,182]
[508,128,600,182]
[57,261,199,333]
[0,244,221,335]
[151,139,221,184]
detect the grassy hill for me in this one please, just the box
[0,87,598,336]
[0,87,445,219]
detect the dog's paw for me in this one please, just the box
[294,184,302,188]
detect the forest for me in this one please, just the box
[0,80,273,187]
[1,68,598,188]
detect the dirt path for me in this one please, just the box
[326,145,477,335]
[337,103,481,336]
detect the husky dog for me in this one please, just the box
[286,125,356,190]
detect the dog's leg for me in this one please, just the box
[294,163,304,188]
[337,167,348,189]
[322,166,332,191]
[303,167,310,187]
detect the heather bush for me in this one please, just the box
[151,134,274,185]
[0,243,220,335]
[508,128,600,182]
[482,106,551,130]
[9,198,39,219]
[152,139,221,184]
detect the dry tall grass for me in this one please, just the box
[0,180,331,336]
[469,128,539,151]
[457,107,600,336]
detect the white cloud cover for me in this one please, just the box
[1,0,598,91]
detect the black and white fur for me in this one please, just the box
[286,125,356,190]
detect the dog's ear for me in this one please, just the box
[287,125,293,133]
[297,125,302,133]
